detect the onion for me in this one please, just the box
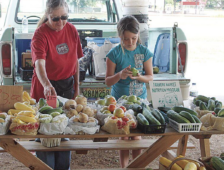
[64,99,77,110]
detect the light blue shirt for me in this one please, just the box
[106,44,153,100]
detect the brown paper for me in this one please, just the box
[0,86,23,112]
[22,52,32,68]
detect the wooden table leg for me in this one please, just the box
[0,138,52,170]
[127,134,183,168]
[192,134,211,158]
[176,135,189,156]
[200,138,210,157]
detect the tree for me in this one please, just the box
[207,0,224,9]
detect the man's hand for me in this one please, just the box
[44,85,57,98]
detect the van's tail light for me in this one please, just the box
[1,43,12,76]
[178,42,187,73]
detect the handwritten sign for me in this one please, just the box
[0,86,23,112]
[149,81,183,109]
[46,95,57,108]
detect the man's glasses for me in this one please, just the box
[51,15,69,22]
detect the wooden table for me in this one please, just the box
[0,127,221,170]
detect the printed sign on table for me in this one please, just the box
[149,81,183,109]
[0,86,23,112]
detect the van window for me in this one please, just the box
[16,0,118,24]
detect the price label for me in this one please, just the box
[0,86,23,112]
[82,87,111,99]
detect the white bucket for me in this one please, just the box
[123,0,149,7]
[140,29,149,47]
[139,23,149,31]
[123,6,148,15]
[180,83,190,100]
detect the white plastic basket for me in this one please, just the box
[169,118,202,133]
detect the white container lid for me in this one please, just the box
[123,6,148,15]
[123,0,149,7]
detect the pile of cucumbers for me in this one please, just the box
[193,95,224,117]
[167,106,201,124]
[136,103,166,126]
[38,98,63,115]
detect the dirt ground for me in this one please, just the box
[0,134,223,170]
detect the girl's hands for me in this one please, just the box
[120,65,133,79]
[44,85,57,98]
[130,73,140,80]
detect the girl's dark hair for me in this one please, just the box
[37,0,69,28]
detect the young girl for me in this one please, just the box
[105,16,153,167]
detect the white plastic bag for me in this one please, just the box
[87,40,119,77]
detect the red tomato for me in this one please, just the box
[111,116,117,119]
[122,116,129,122]
[119,106,126,112]
[108,104,116,112]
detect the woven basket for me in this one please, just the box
[159,157,204,170]
[199,157,215,170]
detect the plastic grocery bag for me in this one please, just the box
[87,40,119,77]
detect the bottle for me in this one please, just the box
[22,15,28,33]
[190,83,198,99]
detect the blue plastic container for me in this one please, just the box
[85,37,120,47]
[15,39,31,72]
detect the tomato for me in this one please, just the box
[108,104,116,112]
[111,116,117,119]
[119,106,126,112]
[122,116,129,122]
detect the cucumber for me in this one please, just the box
[167,110,191,123]
[158,107,172,113]
[179,111,196,123]
[191,115,201,123]
[143,106,161,125]
[58,99,63,107]
[207,99,215,111]
[211,97,216,100]
[195,100,202,106]
[137,113,149,125]
[196,95,210,103]
[193,97,197,105]
[39,106,53,113]
[151,109,165,125]
[210,156,224,170]
[215,102,222,109]
[159,110,169,124]
[172,106,198,116]
[214,108,221,115]
[39,98,47,108]
[43,107,63,114]
[199,102,208,110]
[218,108,224,117]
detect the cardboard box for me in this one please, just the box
[22,52,32,68]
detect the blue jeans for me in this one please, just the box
[35,138,71,170]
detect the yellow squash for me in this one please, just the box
[14,102,35,113]
[16,115,37,123]
[159,157,182,170]
[184,162,197,170]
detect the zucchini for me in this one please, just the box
[211,97,216,100]
[207,99,215,111]
[210,156,224,170]
[143,106,161,125]
[195,100,202,106]
[39,106,53,113]
[191,115,201,123]
[159,110,169,124]
[43,107,63,114]
[196,95,210,103]
[179,111,196,123]
[172,106,198,116]
[215,102,222,109]
[137,113,149,125]
[167,110,191,123]
[218,108,224,117]
[214,108,221,115]
[199,102,208,110]
[39,98,47,108]
[151,109,165,124]
[158,107,172,113]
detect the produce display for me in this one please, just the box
[200,153,224,170]
[159,155,206,170]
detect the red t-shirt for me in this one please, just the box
[30,22,83,101]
